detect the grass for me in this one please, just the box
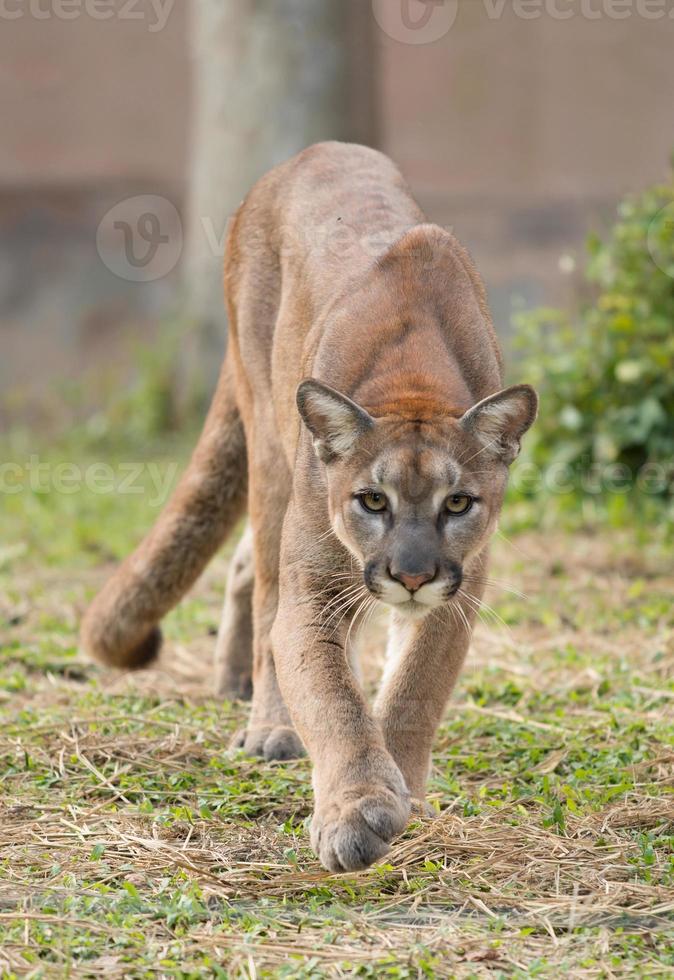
[0,434,672,978]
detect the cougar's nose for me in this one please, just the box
[389,568,436,593]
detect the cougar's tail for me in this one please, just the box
[80,360,247,670]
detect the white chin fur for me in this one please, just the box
[377,580,447,617]
[377,582,412,606]
[393,601,433,621]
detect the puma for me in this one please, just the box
[81,142,537,872]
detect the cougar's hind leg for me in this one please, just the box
[230,440,304,762]
[214,524,254,700]
[80,359,247,670]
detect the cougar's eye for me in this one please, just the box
[445,493,473,516]
[358,491,388,513]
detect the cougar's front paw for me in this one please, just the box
[311,766,411,873]
[230,725,305,761]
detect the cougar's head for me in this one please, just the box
[297,379,538,619]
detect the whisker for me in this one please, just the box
[458,591,495,636]
[330,592,370,638]
[452,596,473,635]
[309,577,360,606]
[462,575,529,601]
[321,584,367,621]
[321,586,370,634]
[311,575,356,599]
[344,593,374,653]
[318,582,366,620]
[458,588,514,642]
[364,596,380,633]
[458,436,502,467]
[494,528,535,562]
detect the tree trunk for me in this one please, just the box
[183,0,374,389]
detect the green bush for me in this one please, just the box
[513,161,674,498]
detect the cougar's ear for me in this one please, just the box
[460,385,538,465]
[296,379,374,463]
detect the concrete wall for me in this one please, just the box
[0,1,190,188]
[377,5,674,329]
[4,4,669,198]
[381,6,674,201]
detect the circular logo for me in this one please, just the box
[372,0,458,44]
[647,202,674,279]
[96,195,183,282]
